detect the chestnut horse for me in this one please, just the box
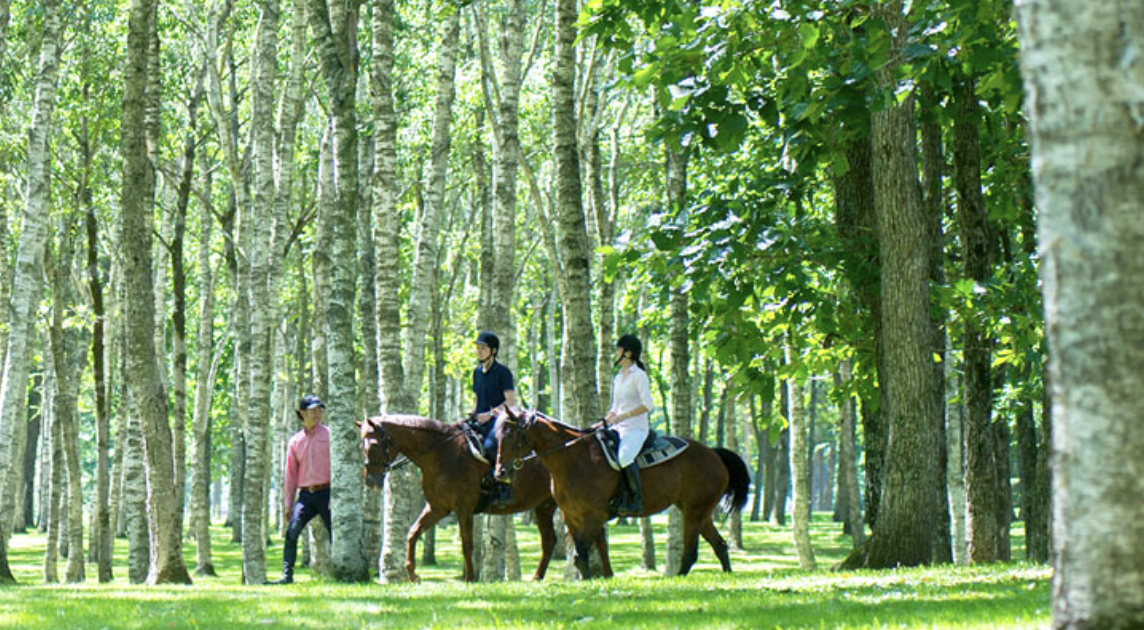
[359,414,558,582]
[495,410,750,579]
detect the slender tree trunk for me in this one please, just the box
[239,0,280,585]
[51,222,88,583]
[308,0,368,582]
[833,132,885,531]
[120,0,192,585]
[725,392,744,550]
[191,178,217,576]
[369,0,421,583]
[837,360,865,547]
[954,77,1002,565]
[945,334,967,564]
[920,85,953,565]
[664,141,689,575]
[789,374,816,569]
[83,114,113,583]
[553,0,600,425]
[856,1,943,569]
[0,0,62,583]
[43,398,62,583]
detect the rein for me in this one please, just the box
[371,423,461,478]
[509,417,606,470]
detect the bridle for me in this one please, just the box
[363,418,466,481]
[499,410,606,472]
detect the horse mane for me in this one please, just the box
[375,414,455,435]
[531,411,592,435]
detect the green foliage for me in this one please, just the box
[3,518,1049,629]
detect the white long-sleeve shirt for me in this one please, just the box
[609,364,654,436]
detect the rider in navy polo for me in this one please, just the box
[471,331,515,503]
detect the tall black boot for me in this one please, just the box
[266,563,294,585]
[620,464,643,515]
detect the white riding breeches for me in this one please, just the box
[616,428,648,468]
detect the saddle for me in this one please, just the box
[459,419,490,464]
[595,428,688,471]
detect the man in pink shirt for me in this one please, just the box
[268,395,332,585]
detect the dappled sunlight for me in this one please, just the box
[0,518,1050,629]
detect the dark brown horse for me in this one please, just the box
[495,410,750,578]
[359,414,558,583]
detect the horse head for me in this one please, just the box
[494,407,534,483]
[358,416,397,489]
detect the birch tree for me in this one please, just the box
[240,0,280,585]
[0,0,63,583]
[50,217,88,583]
[308,0,368,582]
[120,0,192,584]
[1015,1,1144,627]
[664,144,688,576]
[553,0,600,424]
[788,374,816,570]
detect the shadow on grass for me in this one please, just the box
[0,517,1050,630]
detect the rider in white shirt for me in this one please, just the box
[604,334,654,514]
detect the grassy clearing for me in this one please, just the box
[0,515,1050,629]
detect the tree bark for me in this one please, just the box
[1016,2,1144,625]
[240,0,280,585]
[553,0,600,425]
[954,77,1002,565]
[857,1,944,569]
[120,0,192,585]
[308,0,368,582]
[51,214,89,583]
[0,0,63,583]
[788,367,816,569]
[837,360,865,547]
[191,172,218,576]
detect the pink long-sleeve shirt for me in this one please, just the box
[283,424,331,514]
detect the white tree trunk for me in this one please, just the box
[553,0,600,426]
[120,0,192,585]
[944,335,966,564]
[190,187,217,576]
[788,375,816,570]
[664,146,689,576]
[240,0,279,585]
[0,0,62,583]
[308,0,367,582]
[1016,2,1144,627]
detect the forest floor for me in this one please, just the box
[1,513,1050,629]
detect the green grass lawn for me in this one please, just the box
[0,514,1050,629]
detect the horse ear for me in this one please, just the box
[355,420,363,429]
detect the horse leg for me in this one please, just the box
[532,500,558,581]
[678,511,704,576]
[594,528,614,578]
[572,534,594,580]
[699,515,732,572]
[405,504,446,583]
[457,512,478,582]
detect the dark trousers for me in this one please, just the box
[282,488,332,573]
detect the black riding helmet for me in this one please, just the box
[476,331,500,357]
[616,334,642,363]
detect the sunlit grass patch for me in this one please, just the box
[1,515,1050,629]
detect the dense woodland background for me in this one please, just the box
[0,0,1139,627]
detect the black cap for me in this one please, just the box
[298,395,325,411]
[476,331,500,351]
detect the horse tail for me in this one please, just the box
[713,447,751,515]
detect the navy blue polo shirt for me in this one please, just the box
[473,361,514,413]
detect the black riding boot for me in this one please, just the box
[266,564,294,585]
[620,464,643,515]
